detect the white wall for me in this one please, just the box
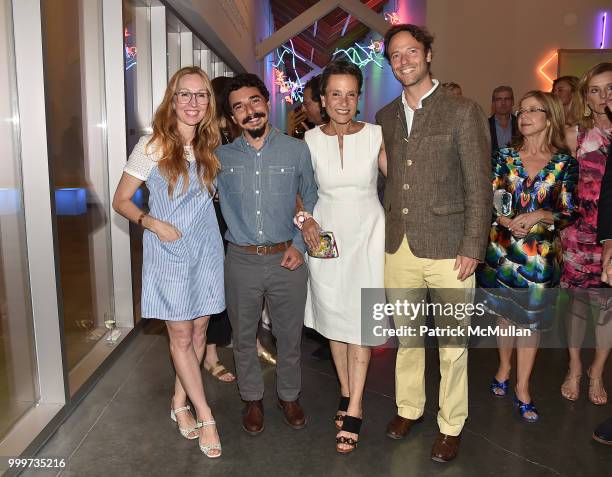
[426,0,611,113]
[165,0,265,75]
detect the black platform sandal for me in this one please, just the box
[336,415,362,454]
[334,396,350,430]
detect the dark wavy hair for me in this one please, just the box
[304,75,322,103]
[383,24,434,61]
[320,60,363,96]
[222,73,269,117]
[211,76,241,141]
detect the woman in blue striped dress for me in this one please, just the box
[112,67,224,458]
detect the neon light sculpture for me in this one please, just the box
[600,12,608,49]
[273,40,307,103]
[537,51,558,85]
[385,12,401,25]
[124,27,137,71]
[332,40,385,68]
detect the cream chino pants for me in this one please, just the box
[385,236,473,436]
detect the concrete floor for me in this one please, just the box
[25,322,612,477]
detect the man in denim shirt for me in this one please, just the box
[216,73,318,435]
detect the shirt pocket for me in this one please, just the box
[269,165,295,195]
[224,165,245,193]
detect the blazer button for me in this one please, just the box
[402,207,409,215]
[403,183,410,190]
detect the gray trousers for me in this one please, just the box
[225,244,307,401]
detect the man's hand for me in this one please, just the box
[454,255,479,281]
[602,241,612,286]
[280,246,304,270]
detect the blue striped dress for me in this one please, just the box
[124,136,225,320]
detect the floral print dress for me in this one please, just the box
[561,126,611,288]
[477,148,579,330]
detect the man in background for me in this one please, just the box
[489,85,517,151]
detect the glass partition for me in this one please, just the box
[0,0,39,438]
[41,0,115,378]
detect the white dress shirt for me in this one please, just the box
[401,79,440,136]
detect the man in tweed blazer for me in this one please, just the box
[375,24,491,462]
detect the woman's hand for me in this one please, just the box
[147,217,182,242]
[301,218,321,251]
[497,216,512,228]
[507,211,543,238]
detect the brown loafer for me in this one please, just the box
[242,400,264,435]
[278,399,306,429]
[431,432,460,462]
[386,415,419,440]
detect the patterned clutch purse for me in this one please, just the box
[308,231,339,259]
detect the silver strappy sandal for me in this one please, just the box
[195,419,222,458]
[170,405,198,440]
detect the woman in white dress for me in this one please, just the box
[298,60,387,453]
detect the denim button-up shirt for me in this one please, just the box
[215,127,318,254]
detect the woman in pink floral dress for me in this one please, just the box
[560,62,612,405]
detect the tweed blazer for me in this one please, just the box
[375,86,492,260]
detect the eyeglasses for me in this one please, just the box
[515,107,546,117]
[174,91,211,105]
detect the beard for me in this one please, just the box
[241,112,268,138]
[245,124,267,138]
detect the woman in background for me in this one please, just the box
[198,76,238,383]
[560,62,612,406]
[552,75,579,126]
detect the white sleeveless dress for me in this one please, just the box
[303,123,387,346]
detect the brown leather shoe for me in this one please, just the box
[386,415,419,439]
[278,399,306,429]
[242,400,264,435]
[431,432,460,462]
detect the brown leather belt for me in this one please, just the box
[231,240,292,255]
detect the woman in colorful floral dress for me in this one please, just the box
[477,91,579,422]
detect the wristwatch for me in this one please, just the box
[293,211,313,230]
